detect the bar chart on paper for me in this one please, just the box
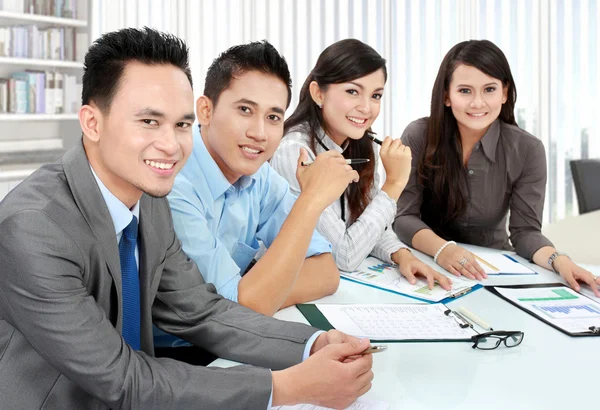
[495,286,600,333]
[532,303,600,319]
[340,257,475,302]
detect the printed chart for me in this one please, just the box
[341,257,475,303]
[495,286,600,333]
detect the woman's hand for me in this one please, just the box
[436,244,487,280]
[553,256,600,297]
[379,136,412,201]
[392,248,452,290]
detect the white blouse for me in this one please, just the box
[270,127,408,271]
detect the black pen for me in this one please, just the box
[367,134,383,145]
[301,159,370,166]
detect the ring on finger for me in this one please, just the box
[458,257,468,267]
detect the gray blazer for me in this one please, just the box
[0,141,317,410]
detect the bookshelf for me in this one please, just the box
[0,113,78,120]
[0,9,87,27]
[0,0,90,200]
[0,56,84,69]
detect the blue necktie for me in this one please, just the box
[119,216,141,350]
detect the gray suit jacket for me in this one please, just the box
[0,141,318,410]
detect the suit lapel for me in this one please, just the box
[138,194,161,350]
[62,141,123,316]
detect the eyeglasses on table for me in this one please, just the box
[470,331,524,350]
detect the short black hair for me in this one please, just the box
[204,40,292,108]
[82,27,192,113]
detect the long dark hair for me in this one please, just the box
[284,39,387,224]
[419,39,517,225]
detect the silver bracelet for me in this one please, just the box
[548,251,569,273]
[434,241,456,263]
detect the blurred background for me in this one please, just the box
[1,0,598,228]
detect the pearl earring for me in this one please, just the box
[317,103,322,109]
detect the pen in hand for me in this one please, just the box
[367,134,383,145]
[301,159,370,166]
[361,344,387,354]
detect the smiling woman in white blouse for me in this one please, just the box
[270,39,451,290]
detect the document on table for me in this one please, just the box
[341,257,477,302]
[470,250,536,275]
[271,397,389,410]
[494,286,600,333]
[313,303,478,341]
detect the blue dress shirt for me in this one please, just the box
[170,127,331,298]
[154,127,331,349]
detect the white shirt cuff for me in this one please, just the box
[302,330,326,361]
[268,385,273,409]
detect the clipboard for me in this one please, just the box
[486,283,600,337]
[296,303,480,343]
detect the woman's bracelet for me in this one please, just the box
[433,241,456,263]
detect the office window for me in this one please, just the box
[91,0,600,223]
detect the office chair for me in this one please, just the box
[570,159,600,214]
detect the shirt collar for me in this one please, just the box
[316,127,349,154]
[90,165,140,236]
[186,127,256,200]
[479,119,501,163]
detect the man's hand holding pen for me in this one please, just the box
[273,331,374,408]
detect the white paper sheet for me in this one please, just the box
[315,303,478,341]
[471,250,536,275]
[271,397,389,410]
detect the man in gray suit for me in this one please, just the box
[0,28,373,409]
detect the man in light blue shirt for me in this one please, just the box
[170,127,333,303]
[156,41,359,349]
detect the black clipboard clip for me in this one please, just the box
[589,326,600,334]
[444,308,472,329]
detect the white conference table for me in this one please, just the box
[210,245,600,410]
[542,209,600,265]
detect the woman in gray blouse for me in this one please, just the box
[271,39,451,290]
[394,39,599,296]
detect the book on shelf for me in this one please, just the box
[0,26,78,61]
[0,0,80,19]
[0,70,80,114]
